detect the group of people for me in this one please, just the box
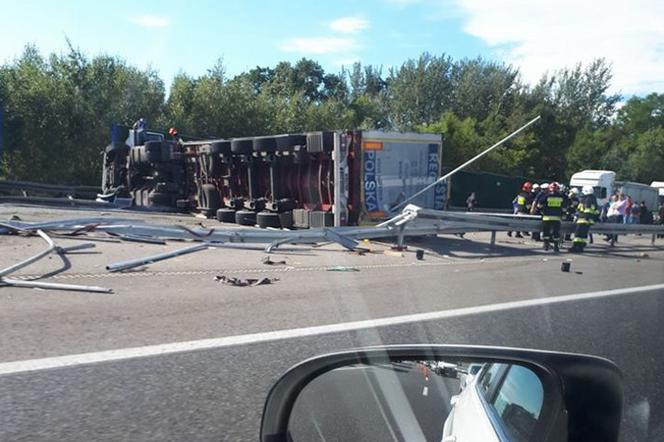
[508,181,599,253]
[507,181,664,252]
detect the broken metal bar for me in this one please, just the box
[105,243,209,272]
[0,277,113,293]
[56,243,96,253]
[0,230,56,277]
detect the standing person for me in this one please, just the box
[536,182,565,252]
[639,201,652,225]
[571,185,599,253]
[132,117,146,130]
[605,194,627,245]
[530,183,547,241]
[466,192,478,211]
[508,182,532,238]
[630,200,641,224]
[624,196,634,223]
[658,202,664,238]
[564,187,579,241]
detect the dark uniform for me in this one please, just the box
[563,193,579,241]
[571,194,599,252]
[509,191,533,238]
[530,189,544,241]
[537,191,566,251]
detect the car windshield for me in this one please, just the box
[1,1,663,442]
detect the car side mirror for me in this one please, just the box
[260,345,622,442]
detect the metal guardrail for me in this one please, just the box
[0,180,100,199]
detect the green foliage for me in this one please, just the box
[0,44,661,186]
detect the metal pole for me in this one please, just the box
[106,243,209,272]
[393,115,541,211]
[1,277,113,294]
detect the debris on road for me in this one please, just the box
[561,262,571,272]
[0,228,113,293]
[214,275,279,286]
[416,250,425,260]
[327,266,360,272]
[262,256,288,266]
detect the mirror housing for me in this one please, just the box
[260,345,622,442]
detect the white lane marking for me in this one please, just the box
[422,387,429,397]
[1,283,663,376]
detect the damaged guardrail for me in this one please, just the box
[0,227,113,293]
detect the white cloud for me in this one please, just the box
[128,15,171,28]
[330,17,369,34]
[454,0,664,95]
[278,37,358,54]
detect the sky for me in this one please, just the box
[1,0,664,96]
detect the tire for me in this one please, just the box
[235,210,257,226]
[209,141,232,156]
[253,136,277,153]
[149,191,171,206]
[105,142,129,155]
[276,134,306,151]
[199,183,221,212]
[257,211,281,228]
[278,211,294,229]
[231,138,254,154]
[216,208,236,223]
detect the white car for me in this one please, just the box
[442,363,549,442]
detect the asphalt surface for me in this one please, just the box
[1,205,664,441]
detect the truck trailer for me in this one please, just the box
[101,128,445,228]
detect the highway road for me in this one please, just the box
[1,206,664,441]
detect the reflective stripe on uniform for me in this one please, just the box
[547,197,563,208]
[542,216,561,221]
[573,237,587,244]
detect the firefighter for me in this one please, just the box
[536,182,565,252]
[564,187,579,241]
[508,181,533,238]
[530,183,546,241]
[570,185,599,253]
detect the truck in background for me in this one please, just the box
[651,181,664,204]
[101,127,444,228]
[569,170,659,211]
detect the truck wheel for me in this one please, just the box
[216,208,236,223]
[235,210,257,226]
[253,136,278,153]
[231,138,254,155]
[209,141,232,156]
[199,183,221,216]
[276,134,306,151]
[278,211,294,229]
[149,192,171,206]
[257,211,281,228]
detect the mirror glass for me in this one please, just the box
[287,358,553,442]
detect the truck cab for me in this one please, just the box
[569,170,614,207]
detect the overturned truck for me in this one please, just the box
[101,127,446,228]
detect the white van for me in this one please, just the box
[569,170,615,207]
[570,170,660,211]
[651,181,664,204]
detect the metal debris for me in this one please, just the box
[262,256,288,266]
[0,229,112,294]
[327,266,360,272]
[214,275,279,286]
[106,243,208,272]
